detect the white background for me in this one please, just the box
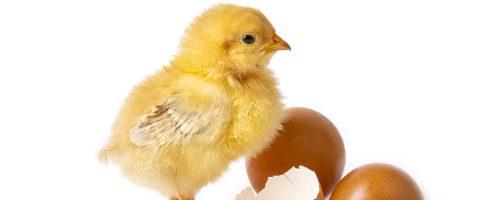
[1,0,499,199]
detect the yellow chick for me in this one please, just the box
[98,4,290,200]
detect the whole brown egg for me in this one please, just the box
[330,163,424,200]
[246,107,346,197]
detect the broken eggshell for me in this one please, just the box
[246,107,345,197]
[236,166,320,200]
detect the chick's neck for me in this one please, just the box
[170,52,268,88]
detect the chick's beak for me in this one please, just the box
[265,34,291,52]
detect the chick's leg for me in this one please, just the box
[169,196,194,200]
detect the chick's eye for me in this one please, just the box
[242,34,255,45]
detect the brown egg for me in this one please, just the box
[330,163,424,200]
[246,107,346,197]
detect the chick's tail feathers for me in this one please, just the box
[97,146,115,164]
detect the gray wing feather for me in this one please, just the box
[129,97,215,147]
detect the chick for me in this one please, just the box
[98,4,290,200]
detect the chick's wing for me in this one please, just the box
[129,93,227,147]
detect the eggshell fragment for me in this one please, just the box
[236,166,320,200]
[246,107,345,197]
[330,163,424,200]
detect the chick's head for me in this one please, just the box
[175,4,290,79]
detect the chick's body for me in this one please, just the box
[99,4,290,200]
